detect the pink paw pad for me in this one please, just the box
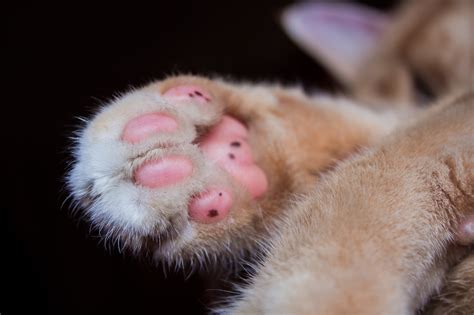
[200,116,268,199]
[456,214,474,245]
[134,156,193,188]
[122,113,178,143]
[163,85,212,104]
[189,188,233,224]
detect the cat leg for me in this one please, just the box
[227,91,474,315]
[68,75,387,268]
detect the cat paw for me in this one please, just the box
[68,76,272,262]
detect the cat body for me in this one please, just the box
[69,1,473,313]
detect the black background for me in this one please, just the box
[7,1,396,314]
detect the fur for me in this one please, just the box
[68,0,474,313]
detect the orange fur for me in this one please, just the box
[352,0,474,107]
[69,0,474,313]
[227,90,474,315]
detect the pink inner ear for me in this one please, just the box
[281,2,390,84]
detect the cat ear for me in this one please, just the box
[281,2,390,85]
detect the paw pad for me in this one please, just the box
[134,156,193,188]
[200,116,268,199]
[163,85,212,104]
[122,113,178,143]
[189,188,233,224]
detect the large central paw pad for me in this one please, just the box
[199,116,268,199]
[120,85,268,224]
